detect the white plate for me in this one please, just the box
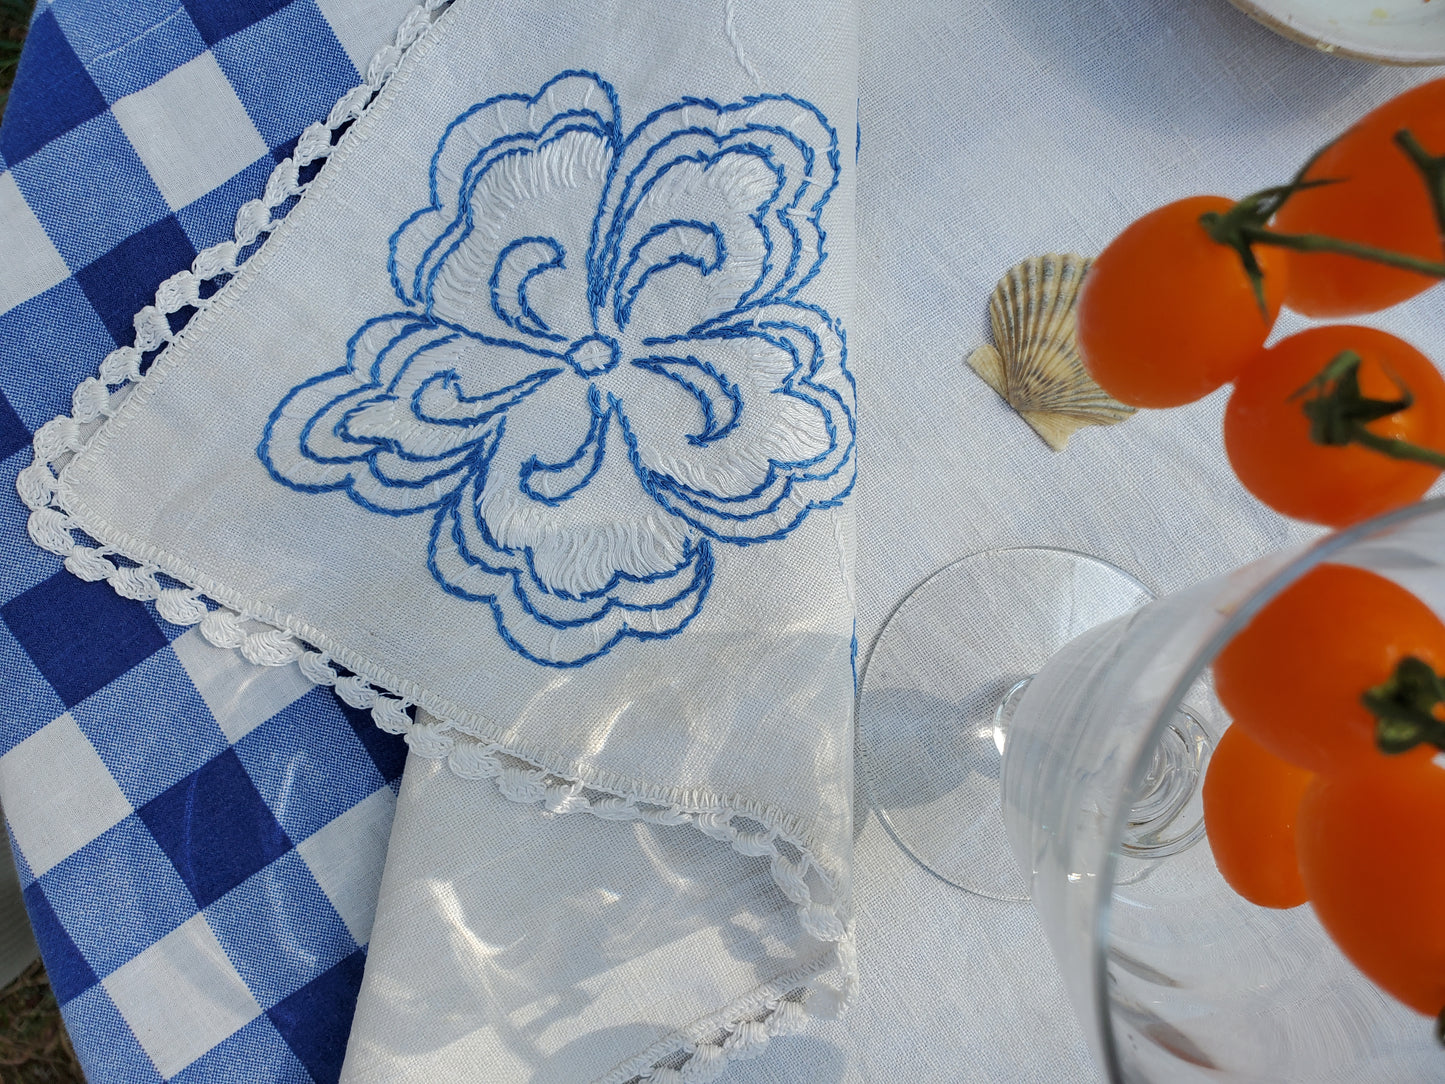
[1229,0,1445,64]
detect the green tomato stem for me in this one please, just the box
[1201,126,1445,319]
[1347,426,1445,470]
[1362,656,1445,756]
[1394,129,1445,253]
[1199,177,1333,319]
[1294,351,1445,470]
[1240,225,1445,279]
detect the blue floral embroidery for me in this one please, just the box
[259,72,854,667]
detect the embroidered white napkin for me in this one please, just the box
[20,0,857,1078]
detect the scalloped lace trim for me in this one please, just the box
[12,1,855,1077]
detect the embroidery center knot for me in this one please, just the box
[567,334,622,378]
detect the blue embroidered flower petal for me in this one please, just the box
[410,366,563,429]
[423,125,614,342]
[473,380,692,597]
[362,442,478,490]
[262,366,477,510]
[518,386,610,504]
[509,540,711,631]
[613,218,729,334]
[521,535,703,611]
[265,319,462,464]
[261,369,491,514]
[429,474,713,667]
[593,95,839,331]
[353,315,447,386]
[391,71,622,310]
[294,384,388,464]
[620,307,849,491]
[261,319,560,515]
[337,396,480,459]
[627,355,743,447]
[624,304,854,541]
[489,237,568,341]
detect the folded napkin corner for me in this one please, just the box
[16,0,860,1079]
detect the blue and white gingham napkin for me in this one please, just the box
[0,1,417,1080]
[6,0,861,1080]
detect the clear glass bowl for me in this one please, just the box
[1003,497,1445,1081]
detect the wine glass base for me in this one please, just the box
[858,547,1153,901]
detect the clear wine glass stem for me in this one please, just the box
[858,547,1153,901]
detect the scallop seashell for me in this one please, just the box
[967,254,1135,452]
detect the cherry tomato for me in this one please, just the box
[1224,325,1445,528]
[1274,79,1445,318]
[1214,563,1445,775]
[1297,753,1445,1017]
[1076,196,1287,409]
[1202,726,1313,909]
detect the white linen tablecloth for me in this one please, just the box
[727,0,1442,1079]
[8,0,1444,1079]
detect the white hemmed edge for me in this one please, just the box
[11,1,858,1079]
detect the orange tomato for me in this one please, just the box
[1213,563,1445,775]
[1202,726,1313,909]
[1077,196,1288,409]
[1224,325,1445,528]
[1274,79,1445,318]
[1297,754,1445,1017]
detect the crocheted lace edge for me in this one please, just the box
[12,1,857,1078]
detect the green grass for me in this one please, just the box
[0,961,83,1084]
[0,0,34,118]
[1,1,83,1076]
[0,17,83,1084]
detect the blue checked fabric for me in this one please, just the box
[0,1,423,1079]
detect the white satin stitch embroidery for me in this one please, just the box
[258,71,856,668]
